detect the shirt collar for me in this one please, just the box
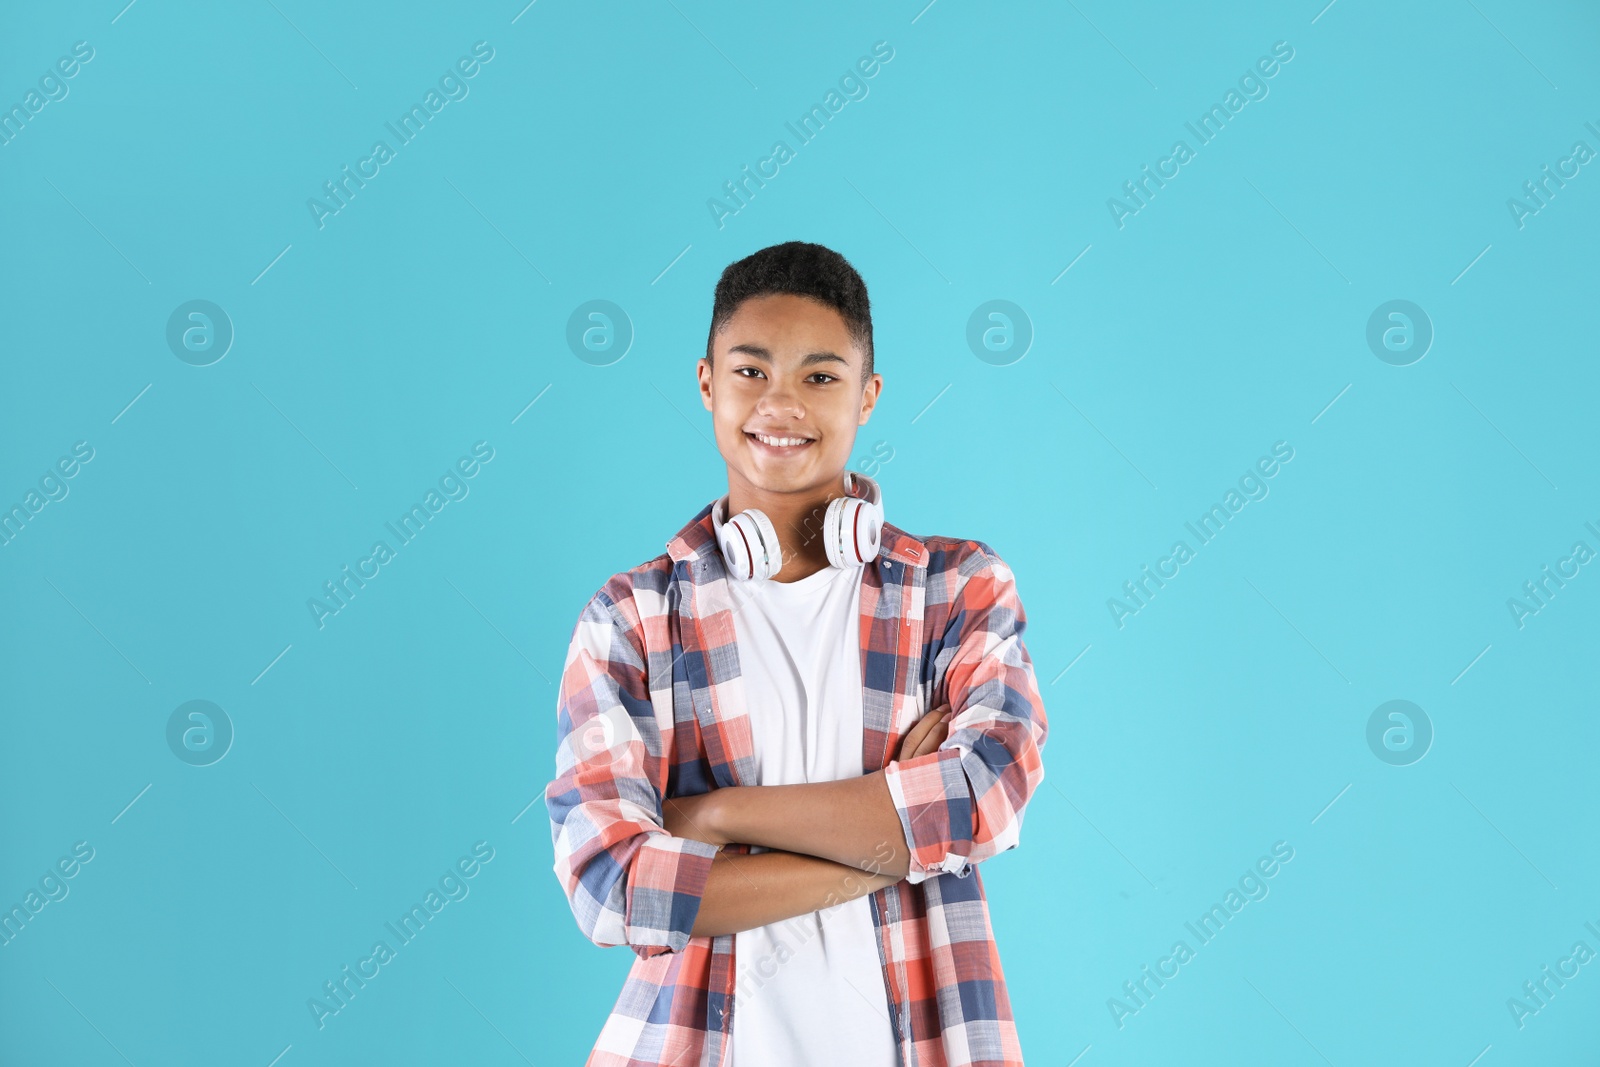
[666,496,927,569]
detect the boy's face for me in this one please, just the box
[698,293,882,500]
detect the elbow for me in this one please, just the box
[973,729,1046,866]
[968,704,1046,846]
[948,765,1035,879]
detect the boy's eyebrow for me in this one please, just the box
[726,343,850,367]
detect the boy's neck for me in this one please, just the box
[725,476,847,583]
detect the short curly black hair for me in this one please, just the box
[704,241,874,381]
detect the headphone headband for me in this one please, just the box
[843,471,881,507]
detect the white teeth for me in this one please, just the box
[753,433,811,448]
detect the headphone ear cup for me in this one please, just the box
[862,494,884,562]
[823,496,847,568]
[718,507,782,580]
[824,495,882,568]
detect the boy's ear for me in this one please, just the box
[857,373,883,424]
[697,358,713,411]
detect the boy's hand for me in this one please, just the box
[896,704,952,762]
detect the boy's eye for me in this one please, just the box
[732,367,837,384]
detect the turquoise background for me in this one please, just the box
[2,0,1597,1064]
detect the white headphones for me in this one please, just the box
[715,472,884,581]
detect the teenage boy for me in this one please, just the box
[546,242,1048,1067]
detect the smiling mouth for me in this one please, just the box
[746,431,816,454]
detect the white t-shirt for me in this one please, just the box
[716,506,900,1066]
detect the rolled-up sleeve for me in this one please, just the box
[545,584,720,958]
[881,543,1048,885]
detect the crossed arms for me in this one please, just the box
[659,708,953,938]
[544,544,1048,959]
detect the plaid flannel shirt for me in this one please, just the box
[545,498,1049,1067]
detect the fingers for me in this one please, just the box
[908,707,954,760]
[916,715,951,758]
[896,717,929,762]
[895,726,926,763]
[903,706,941,748]
[896,703,956,762]
[927,705,954,748]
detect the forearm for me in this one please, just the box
[689,848,898,939]
[713,770,914,880]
